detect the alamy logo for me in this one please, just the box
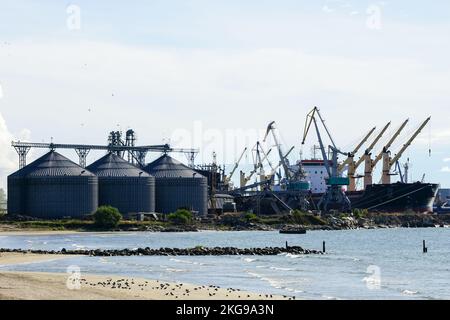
[364,265,381,290]
[66,265,81,290]
[366,5,382,30]
[66,4,81,31]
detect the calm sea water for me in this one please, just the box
[1,228,449,300]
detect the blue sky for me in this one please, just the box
[1,0,450,189]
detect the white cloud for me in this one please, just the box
[441,166,450,173]
[0,112,21,190]
[444,158,450,162]
[322,5,334,13]
[0,39,449,181]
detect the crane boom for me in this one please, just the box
[372,119,409,167]
[390,117,431,166]
[225,147,247,184]
[354,121,391,169]
[241,147,272,187]
[363,119,408,188]
[338,126,376,172]
[381,117,431,184]
[264,121,292,180]
[347,122,391,191]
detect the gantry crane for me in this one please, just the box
[363,119,409,188]
[302,107,351,212]
[381,117,431,184]
[223,147,247,189]
[345,122,391,191]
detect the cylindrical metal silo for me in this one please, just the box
[144,154,208,216]
[7,150,98,219]
[87,152,155,214]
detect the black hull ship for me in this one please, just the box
[311,182,439,213]
[234,182,439,214]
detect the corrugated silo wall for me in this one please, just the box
[25,176,98,218]
[7,176,26,215]
[97,176,155,214]
[155,177,208,216]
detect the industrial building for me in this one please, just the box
[7,150,98,218]
[145,154,208,216]
[86,152,155,214]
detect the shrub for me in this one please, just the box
[168,209,193,224]
[291,210,327,225]
[243,212,260,223]
[93,206,122,228]
[353,208,369,219]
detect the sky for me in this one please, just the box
[1,0,450,190]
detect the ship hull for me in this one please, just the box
[312,182,439,213]
[234,183,439,214]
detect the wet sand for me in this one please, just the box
[0,253,292,300]
[0,252,76,265]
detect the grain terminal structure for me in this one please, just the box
[145,154,208,216]
[86,152,155,214]
[7,151,98,218]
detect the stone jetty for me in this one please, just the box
[0,245,323,256]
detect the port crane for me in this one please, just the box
[302,107,351,212]
[363,119,409,188]
[346,122,391,191]
[267,145,295,183]
[381,117,431,184]
[239,143,272,188]
[223,147,247,189]
[264,121,303,182]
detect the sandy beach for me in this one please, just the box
[0,225,81,235]
[0,253,291,300]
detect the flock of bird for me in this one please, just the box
[74,277,296,300]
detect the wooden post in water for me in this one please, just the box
[286,241,289,249]
[423,240,428,253]
[323,241,326,253]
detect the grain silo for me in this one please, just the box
[7,150,98,218]
[86,152,155,214]
[144,154,208,216]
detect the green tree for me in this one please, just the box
[93,206,122,228]
[168,209,193,224]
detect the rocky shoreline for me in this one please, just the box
[0,245,323,256]
[2,213,449,233]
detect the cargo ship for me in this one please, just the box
[302,159,439,213]
[307,182,439,213]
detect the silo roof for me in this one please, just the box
[145,154,204,179]
[87,152,151,177]
[9,150,95,178]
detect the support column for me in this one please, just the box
[14,146,31,169]
[348,159,356,191]
[363,154,373,189]
[381,151,391,184]
[75,148,90,168]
